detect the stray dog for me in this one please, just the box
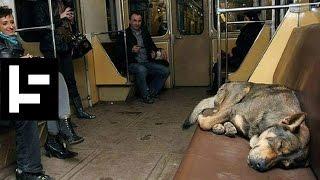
[183,82,309,171]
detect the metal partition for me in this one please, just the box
[215,2,320,87]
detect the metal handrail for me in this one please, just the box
[91,30,124,36]
[217,2,320,13]
[215,2,320,87]
[16,25,51,32]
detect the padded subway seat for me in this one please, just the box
[174,128,315,180]
[175,23,320,179]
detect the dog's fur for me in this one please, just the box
[183,82,310,171]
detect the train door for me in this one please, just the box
[171,0,210,86]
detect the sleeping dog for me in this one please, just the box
[183,82,309,172]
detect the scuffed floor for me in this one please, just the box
[0,87,208,180]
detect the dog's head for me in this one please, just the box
[248,113,309,171]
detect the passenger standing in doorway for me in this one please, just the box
[211,11,263,93]
[119,11,170,104]
[35,0,95,119]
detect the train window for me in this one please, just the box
[212,0,274,32]
[129,0,168,37]
[177,0,204,35]
[105,0,118,31]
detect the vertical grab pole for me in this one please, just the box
[120,0,130,83]
[48,0,57,58]
[216,0,222,87]
[224,0,228,83]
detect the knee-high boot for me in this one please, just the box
[72,96,96,119]
[59,118,84,145]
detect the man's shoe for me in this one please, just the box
[149,89,159,98]
[16,169,53,180]
[142,96,155,104]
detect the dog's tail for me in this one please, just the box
[182,97,216,129]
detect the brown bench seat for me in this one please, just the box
[174,128,315,180]
[174,23,320,179]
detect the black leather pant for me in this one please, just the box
[43,51,80,100]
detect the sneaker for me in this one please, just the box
[16,169,53,180]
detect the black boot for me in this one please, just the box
[59,118,84,145]
[44,134,78,159]
[16,169,52,180]
[72,96,96,119]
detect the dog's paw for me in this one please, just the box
[212,124,225,135]
[224,122,237,137]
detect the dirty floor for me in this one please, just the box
[0,87,208,180]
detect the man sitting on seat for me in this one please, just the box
[118,11,170,104]
[211,11,263,93]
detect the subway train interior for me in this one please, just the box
[0,0,320,179]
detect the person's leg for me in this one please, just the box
[144,62,170,95]
[15,121,52,179]
[128,63,154,103]
[58,52,95,119]
[15,121,42,173]
[58,73,84,144]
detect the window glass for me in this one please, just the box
[177,0,204,35]
[105,0,118,31]
[212,0,273,32]
[129,0,168,36]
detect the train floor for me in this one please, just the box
[0,87,208,180]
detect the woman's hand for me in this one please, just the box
[60,7,74,21]
[21,54,33,58]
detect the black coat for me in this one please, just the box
[231,22,263,65]
[117,26,158,64]
[0,35,24,58]
[34,0,71,55]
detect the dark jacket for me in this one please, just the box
[117,26,158,65]
[0,35,24,127]
[230,22,263,68]
[34,0,71,55]
[0,35,24,58]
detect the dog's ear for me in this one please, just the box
[280,112,307,132]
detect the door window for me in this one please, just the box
[177,0,204,35]
[129,0,168,37]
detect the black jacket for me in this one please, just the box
[231,22,263,65]
[34,0,71,55]
[0,35,24,127]
[117,26,158,64]
[0,35,24,58]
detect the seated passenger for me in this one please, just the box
[0,6,51,180]
[117,11,170,104]
[0,4,82,174]
[211,11,263,93]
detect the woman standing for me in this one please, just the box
[35,0,96,119]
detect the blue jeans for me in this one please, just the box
[15,121,43,173]
[129,62,170,98]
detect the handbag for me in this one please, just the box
[56,18,92,59]
[70,33,92,59]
